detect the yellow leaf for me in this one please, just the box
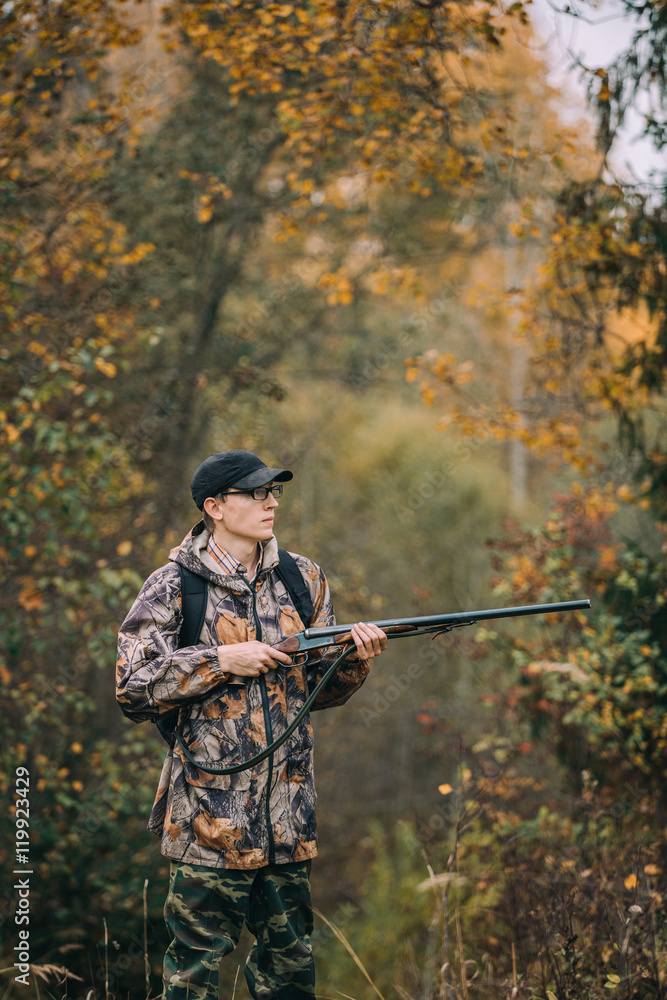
[644,864,662,876]
[95,358,117,378]
[116,540,133,556]
[438,783,453,795]
[624,874,637,890]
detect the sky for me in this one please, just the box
[530,0,666,183]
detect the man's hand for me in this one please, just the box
[217,641,292,678]
[350,622,387,662]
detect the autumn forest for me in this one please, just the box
[1,1,666,998]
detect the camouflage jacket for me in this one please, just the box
[116,522,370,870]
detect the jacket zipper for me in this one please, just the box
[251,584,276,866]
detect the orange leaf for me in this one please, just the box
[19,579,44,611]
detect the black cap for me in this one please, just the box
[190,450,293,510]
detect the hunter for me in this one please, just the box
[116,449,387,1000]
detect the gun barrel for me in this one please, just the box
[303,599,591,640]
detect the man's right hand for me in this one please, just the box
[216,641,292,678]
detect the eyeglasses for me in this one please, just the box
[219,484,284,501]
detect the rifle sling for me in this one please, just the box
[173,641,355,775]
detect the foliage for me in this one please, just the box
[373,487,666,998]
[320,493,665,999]
[0,0,156,722]
[416,730,667,999]
[492,495,667,794]
[166,0,530,190]
[313,821,433,998]
[0,1,165,989]
[387,20,667,990]
[408,182,667,479]
[407,1,667,498]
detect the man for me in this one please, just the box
[116,449,386,1000]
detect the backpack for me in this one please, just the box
[154,548,316,746]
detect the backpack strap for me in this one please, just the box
[155,565,208,746]
[276,548,316,627]
[177,565,208,649]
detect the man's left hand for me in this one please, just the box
[350,622,388,662]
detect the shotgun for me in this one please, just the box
[169,598,591,774]
[275,599,592,659]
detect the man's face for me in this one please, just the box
[210,484,280,545]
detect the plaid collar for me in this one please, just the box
[206,534,260,578]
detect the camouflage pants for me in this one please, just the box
[162,860,315,1000]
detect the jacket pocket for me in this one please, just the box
[178,728,253,791]
[178,690,254,791]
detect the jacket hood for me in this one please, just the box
[168,520,280,593]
